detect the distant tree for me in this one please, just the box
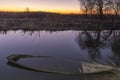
[25,7,30,13]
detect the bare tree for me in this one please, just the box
[95,0,105,17]
[79,0,95,15]
[79,0,109,16]
[94,0,114,17]
[79,0,120,16]
[103,0,113,14]
[110,0,120,15]
[88,0,96,14]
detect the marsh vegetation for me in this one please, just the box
[0,12,119,31]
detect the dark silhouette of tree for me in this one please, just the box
[89,0,96,14]
[95,0,104,16]
[78,0,120,16]
[79,0,96,15]
[25,7,30,13]
[79,0,89,15]
[94,0,110,17]
[110,0,120,15]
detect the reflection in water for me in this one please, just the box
[0,30,58,37]
[111,32,120,66]
[0,30,8,35]
[77,30,104,61]
[1,30,120,80]
[77,30,120,66]
[1,30,120,65]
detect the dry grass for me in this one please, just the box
[0,12,119,31]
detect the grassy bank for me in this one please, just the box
[0,12,120,31]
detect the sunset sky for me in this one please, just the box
[0,0,80,14]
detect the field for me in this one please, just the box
[0,12,120,31]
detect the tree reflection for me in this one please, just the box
[110,32,120,66]
[77,30,105,61]
[77,30,120,66]
[0,30,8,35]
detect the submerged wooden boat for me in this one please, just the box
[7,54,114,75]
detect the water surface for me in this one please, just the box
[0,30,120,80]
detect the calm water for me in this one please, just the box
[0,30,120,80]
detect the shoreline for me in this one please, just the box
[0,18,119,31]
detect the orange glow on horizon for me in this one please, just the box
[0,0,81,14]
[0,8,81,14]
[0,0,80,14]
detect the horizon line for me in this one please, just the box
[0,10,81,14]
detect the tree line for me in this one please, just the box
[79,0,120,16]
